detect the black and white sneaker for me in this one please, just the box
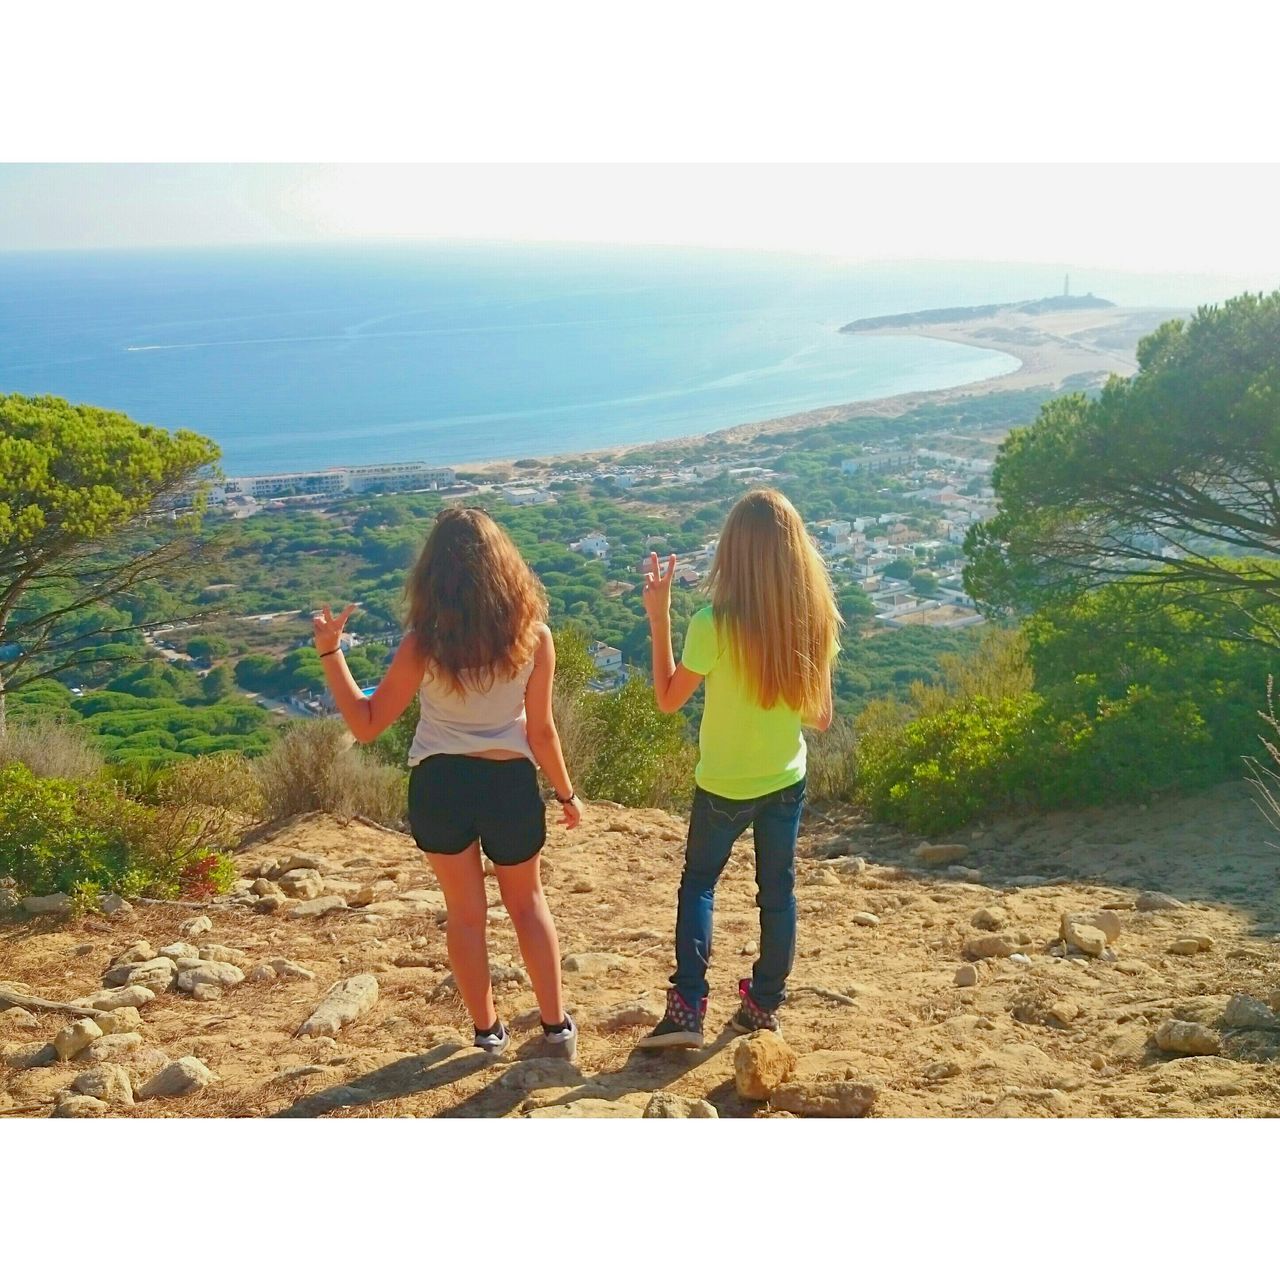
[637,989,706,1050]
[543,1013,578,1062]
[729,978,780,1035]
[473,1021,510,1057]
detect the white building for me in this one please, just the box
[502,487,554,506]
[221,462,456,500]
[588,641,623,675]
[841,451,912,475]
[571,533,611,559]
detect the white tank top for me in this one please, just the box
[406,653,537,767]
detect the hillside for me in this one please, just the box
[841,294,1115,332]
[4,783,1279,1119]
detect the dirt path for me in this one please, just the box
[3,782,1278,1118]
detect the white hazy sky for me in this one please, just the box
[2,164,1279,283]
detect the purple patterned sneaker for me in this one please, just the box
[637,989,706,1049]
[729,979,780,1035]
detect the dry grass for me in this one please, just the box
[0,718,104,780]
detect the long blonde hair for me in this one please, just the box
[705,489,841,715]
[404,506,547,696]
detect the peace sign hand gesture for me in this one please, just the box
[642,552,677,624]
[313,603,356,655]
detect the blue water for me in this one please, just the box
[0,242,1155,474]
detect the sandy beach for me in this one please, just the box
[461,304,1183,479]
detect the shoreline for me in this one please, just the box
[456,304,1179,479]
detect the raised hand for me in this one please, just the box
[642,552,677,623]
[312,603,356,654]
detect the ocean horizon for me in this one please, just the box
[0,243,1228,475]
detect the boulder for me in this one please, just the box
[850,912,880,927]
[248,965,276,982]
[734,1030,797,1101]
[91,1006,143,1035]
[77,1032,144,1063]
[175,962,245,993]
[189,983,222,1001]
[962,934,1020,960]
[970,907,1007,932]
[1155,1019,1221,1057]
[197,944,249,966]
[562,952,629,977]
[1061,918,1108,958]
[100,893,133,917]
[1168,935,1214,956]
[53,1018,103,1061]
[8,1043,57,1069]
[52,1094,109,1118]
[916,842,969,866]
[71,1062,134,1106]
[278,869,324,899]
[21,892,72,916]
[1061,909,1123,944]
[769,1078,877,1118]
[111,940,156,965]
[347,884,376,907]
[297,974,380,1038]
[137,1056,215,1100]
[267,957,316,980]
[285,895,347,920]
[0,1007,39,1030]
[158,942,200,960]
[87,985,155,1011]
[1222,994,1278,1031]
[178,914,213,937]
[101,957,176,993]
[954,964,979,988]
[643,1091,718,1118]
[276,852,331,874]
[1135,891,1184,913]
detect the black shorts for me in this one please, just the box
[407,754,547,866]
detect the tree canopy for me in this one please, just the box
[964,291,1280,641]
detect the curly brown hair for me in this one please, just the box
[404,506,547,696]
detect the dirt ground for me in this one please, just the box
[3,780,1279,1119]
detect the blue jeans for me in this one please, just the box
[671,778,806,1012]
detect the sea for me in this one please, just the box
[0,243,1231,475]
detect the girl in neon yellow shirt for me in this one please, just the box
[638,488,842,1048]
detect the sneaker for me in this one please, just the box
[637,989,706,1050]
[729,979,780,1035]
[543,1013,578,1062]
[473,1021,510,1057]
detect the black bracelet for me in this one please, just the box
[555,790,576,805]
[318,647,340,658]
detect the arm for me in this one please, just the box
[524,626,584,829]
[803,665,834,732]
[643,552,704,713]
[313,606,426,744]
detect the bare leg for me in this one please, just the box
[493,855,565,1025]
[427,845,496,1029]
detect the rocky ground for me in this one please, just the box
[3,780,1279,1118]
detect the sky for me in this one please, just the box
[2,164,1279,286]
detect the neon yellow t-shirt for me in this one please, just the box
[681,605,817,801]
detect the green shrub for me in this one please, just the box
[0,762,235,902]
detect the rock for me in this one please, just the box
[276,852,331,874]
[970,907,1007,932]
[178,914,213,937]
[197,944,249,965]
[250,878,277,897]
[1062,918,1108,958]
[277,869,324,900]
[175,962,245,993]
[1135,891,1184,913]
[248,965,276,981]
[850,912,880,927]
[527,1098,642,1119]
[916,842,969,866]
[21,892,72,916]
[1009,953,1032,966]
[1048,1001,1080,1026]
[1155,1020,1221,1057]
[1,1007,39,1030]
[322,879,364,897]
[190,983,222,1001]
[347,884,376,907]
[643,1091,718,1118]
[1222,994,1279,1031]
[52,1094,109,1117]
[53,1018,103,1061]
[158,942,200,960]
[810,867,840,887]
[398,887,447,907]
[562,952,629,977]
[297,974,380,1038]
[254,894,285,914]
[828,855,867,876]
[962,934,1020,960]
[8,1043,57,1069]
[100,893,133,917]
[922,1059,961,1082]
[769,1078,877,1118]
[90,1006,142,1035]
[87,985,155,1011]
[111,940,155,965]
[102,957,176,993]
[71,1062,133,1106]
[136,1056,215,1100]
[268,957,316,980]
[78,1032,144,1062]
[286,895,347,920]
[121,1047,170,1077]
[734,1030,797,1101]
[954,964,979,987]
[497,1059,584,1091]
[590,1000,664,1031]
[1061,909,1123,944]
[1168,935,1214,955]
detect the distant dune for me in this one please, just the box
[841,294,1116,333]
